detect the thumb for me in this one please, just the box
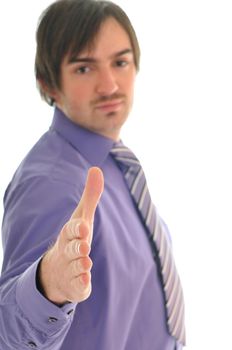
[71,167,104,223]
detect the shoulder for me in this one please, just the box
[3,129,90,225]
[7,129,90,196]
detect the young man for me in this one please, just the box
[0,1,185,349]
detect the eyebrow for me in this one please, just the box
[68,48,133,64]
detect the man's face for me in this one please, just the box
[52,17,137,141]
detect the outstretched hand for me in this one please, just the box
[39,167,104,305]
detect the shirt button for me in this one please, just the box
[67,309,74,315]
[48,316,58,323]
[28,341,37,348]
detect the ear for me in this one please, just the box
[37,79,59,103]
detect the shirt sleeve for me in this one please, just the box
[0,175,83,349]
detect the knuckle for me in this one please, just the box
[76,257,93,273]
[79,272,91,288]
[64,241,71,257]
[70,274,92,300]
[79,241,90,255]
[79,220,90,238]
[65,240,90,259]
[74,240,81,255]
[65,219,82,240]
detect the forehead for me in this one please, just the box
[71,17,133,61]
[94,17,131,45]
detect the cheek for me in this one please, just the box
[126,79,136,98]
[70,84,93,104]
[125,71,136,91]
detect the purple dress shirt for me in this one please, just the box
[0,108,179,349]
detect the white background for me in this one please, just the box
[0,1,232,349]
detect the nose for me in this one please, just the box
[96,68,119,96]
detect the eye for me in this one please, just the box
[115,60,128,68]
[76,66,91,74]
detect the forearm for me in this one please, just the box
[0,176,90,348]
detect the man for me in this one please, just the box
[0,1,185,349]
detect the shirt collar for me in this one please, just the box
[50,107,115,166]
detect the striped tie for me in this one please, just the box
[110,142,186,346]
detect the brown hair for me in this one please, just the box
[35,0,140,105]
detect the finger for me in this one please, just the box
[71,167,104,223]
[71,257,93,276]
[67,273,92,303]
[78,273,91,289]
[64,219,89,241]
[65,239,90,260]
[70,272,92,300]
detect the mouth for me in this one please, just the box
[94,100,124,113]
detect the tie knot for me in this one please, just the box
[110,142,140,170]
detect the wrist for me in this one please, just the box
[37,251,67,306]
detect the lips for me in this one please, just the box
[95,100,123,113]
